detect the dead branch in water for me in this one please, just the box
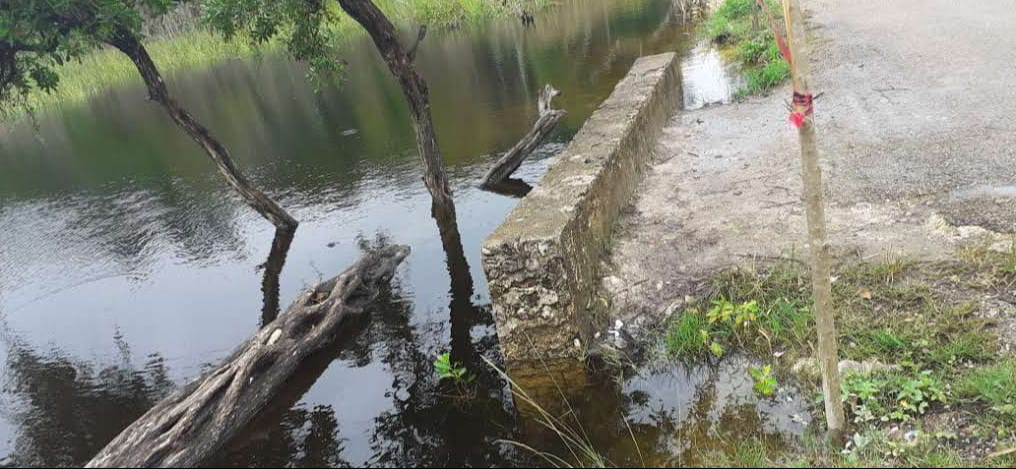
[481,84,565,188]
[86,245,410,468]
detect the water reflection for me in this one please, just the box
[258,228,296,326]
[0,314,809,468]
[1,335,172,467]
[216,286,388,468]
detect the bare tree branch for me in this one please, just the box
[406,25,427,63]
[481,84,565,187]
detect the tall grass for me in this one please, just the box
[378,0,546,27]
[20,30,263,114]
[482,357,612,468]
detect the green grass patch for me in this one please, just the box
[959,359,1016,423]
[664,255,999,369]
[926,331,997,367]
[737,59,790,98]
[663,260,814,361]
[954,236,1016,289]
[659,247,1016,466]
[841,368,948,424]
[717,429,1009,468]
[704,0,790,97]
[664,311,711,357]
[730,439,769,468]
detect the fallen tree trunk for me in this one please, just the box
[481,84,566,188]
[86,245,410,468]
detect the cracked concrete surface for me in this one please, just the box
[605,0,1016,339]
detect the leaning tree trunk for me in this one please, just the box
[481,84,565,188]
[107,29,298,231]
[335,0,454,211]
[86,245,410,468]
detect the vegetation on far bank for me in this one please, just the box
[10,30,259,116]
[663,238,1016,467]
[7,0,551,118]
[703,0,790,97]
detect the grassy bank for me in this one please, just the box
[18,30,262,114]
[663,239,1016,467]
[703,0,790,97]
[14,0,551,117]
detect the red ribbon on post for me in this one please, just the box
[756,0,793,64]
[789,91,814,129]
[756,0,814,128]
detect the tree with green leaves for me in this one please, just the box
[1,0,298,231]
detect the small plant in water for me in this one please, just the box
[749,364,778,397]
[434,352,468,382]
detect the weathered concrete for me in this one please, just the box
[482,52,681,362]
[605,0,1016,343]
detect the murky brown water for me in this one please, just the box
[0,1,805,466]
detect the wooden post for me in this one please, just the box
[782,0,846,439]
[751,0,762,32]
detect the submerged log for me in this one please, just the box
[86,245,410,468]
[481,84,566,188]
[482,178,533,198]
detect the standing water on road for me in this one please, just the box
[0,0,793,466]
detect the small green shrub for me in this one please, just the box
[434,352,468,382]
[704,0,789,96]
[841,370,948,423]
[749,364,778,397]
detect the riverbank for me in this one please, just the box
[604,0,1016,465]
[660,246,1015,467]
[15,30,262,115]
[12,0,552,117]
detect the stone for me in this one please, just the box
[481,53,681,363]
[792,358,900,380]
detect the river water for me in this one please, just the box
[0,1,802,466]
